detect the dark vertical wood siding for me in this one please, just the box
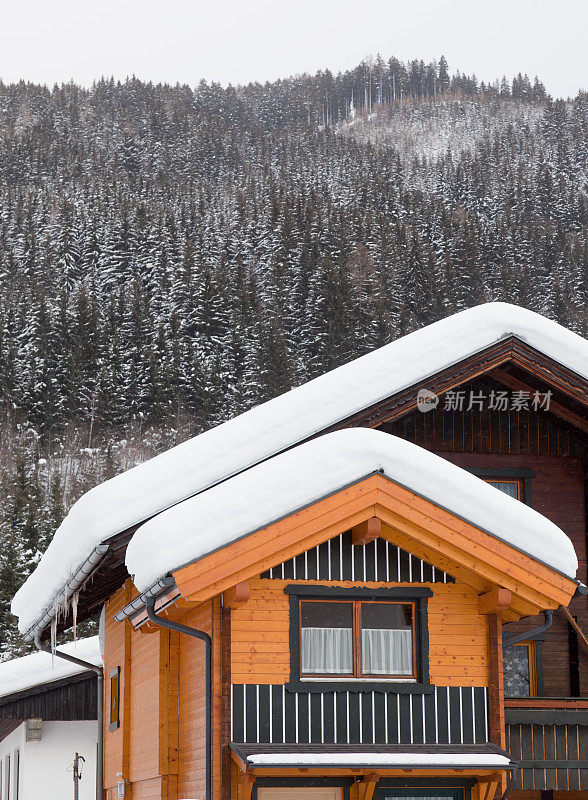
[231,684,488,746]
[506,718,588,791]
[0,673,97,720]
[379,377,588,699]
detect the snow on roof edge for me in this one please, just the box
[125,428,578,592]
[12,302,588,635]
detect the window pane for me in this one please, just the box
[486,480,519,499]
[361,603,413,675]
[503,644,531,697]
[301,602,353,674]
[384,789,454,800]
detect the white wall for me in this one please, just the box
[0,720,97,800]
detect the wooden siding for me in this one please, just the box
[379,377,587,460]
[231,683,488,745]
[176,598,225,800]
[104,581,132,796]
[380,381,588,701]
[176,601,211,800]
[230,577,488,687]
[433,452,588,698]
[0,672,97,721]
[506,718,588,791]
[129,627,163,783]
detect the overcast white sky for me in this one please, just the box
[0,0,586,98]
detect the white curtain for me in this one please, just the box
[301,627,353,674]
[362,628,412,674]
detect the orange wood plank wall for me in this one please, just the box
[103,582,224,800]
[231,577,489,686]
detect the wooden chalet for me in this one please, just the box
[10,303,588,800]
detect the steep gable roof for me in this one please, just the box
[12,303,588,639]
[122,429,577,619]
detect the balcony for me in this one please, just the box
[505,699,588,792]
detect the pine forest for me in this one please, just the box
[0,56,587,654]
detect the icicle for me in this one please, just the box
[50,615,57,668]
[72,590,79,645]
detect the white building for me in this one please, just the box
[0,637,100,800]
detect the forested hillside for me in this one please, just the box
[0,57,587,655]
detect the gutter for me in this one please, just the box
[34,634,103,800]
[503,611,553,647]
[113,576,177,622]
[144,595,212,800]
[22,544,109,643]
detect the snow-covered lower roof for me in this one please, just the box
[125,428,578,592]
[12,302,588,636]
[0,637,101,700]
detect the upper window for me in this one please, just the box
[503,640,537,697]
[300,599,415,679]
[484,478,523,500]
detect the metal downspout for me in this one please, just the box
[145,595,212,800]
[502,610,553,647]
[34,634,103,800]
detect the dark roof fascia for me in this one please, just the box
[318,337,588,435]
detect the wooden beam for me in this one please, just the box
[491,367,588,433]
[352,517,381,545]
[559,605,588,655]
[487,611,506,750]
[477,776,500,800]
[357,773,379,800]
[222,582,250,610]
[237,773,255,800]
[478,588,512,616]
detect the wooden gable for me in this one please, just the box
[259,530,455,584]
[171,473,577,621]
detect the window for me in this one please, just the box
[484,479,523,500]
[4,755,10,800]
[300,600,414,678]
[12,752,18,800]
[503,640,537,697]
[468,467,534,505]
[379,790,464,800]
[109,667,121,731]
[286,585,432,692]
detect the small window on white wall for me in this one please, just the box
[12,751,18,800]
[4,754,10,800]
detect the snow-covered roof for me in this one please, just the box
[12,302,588,636]
[125,428,578,592]
[0,637,101,699]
